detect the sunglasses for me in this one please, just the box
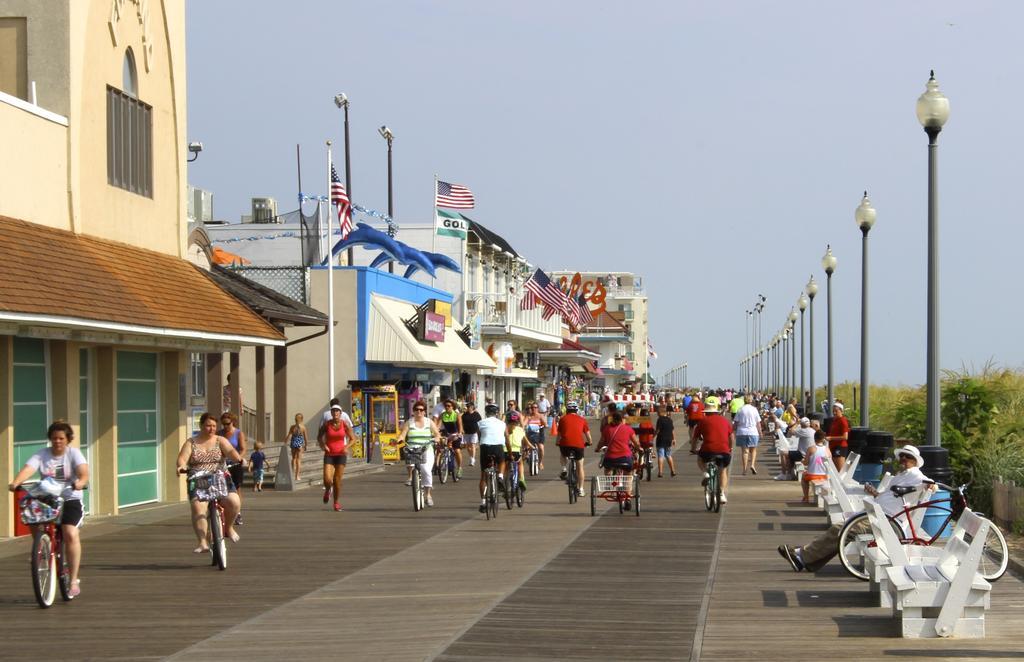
[414,407,426,412]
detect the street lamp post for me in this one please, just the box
[917,70,950,447]
[378,125,395,273]
[746,310,753,390]
[856,191,877,427]
[798,293,808,413]
[789,310,798,403]
[334,93,353,265]
[783,327,790,400]
[822,245,838,410]
[806,276,818,412]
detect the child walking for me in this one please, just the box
[249,442,267,492]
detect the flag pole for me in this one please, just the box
[431,174,438,287]
[326,141,336,400]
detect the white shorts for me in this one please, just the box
[462,433,479,445]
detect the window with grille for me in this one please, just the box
[190,353,206,398]
[106,85,152,197]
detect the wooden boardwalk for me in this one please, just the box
[0,417,1021,661]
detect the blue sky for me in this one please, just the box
[186,1,1022,387]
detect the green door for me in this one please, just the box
[12,338,49,469]
[116,352,159,507]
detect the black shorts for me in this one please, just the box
[60,499,84,528]
[698,451,732,468]
[447,436,463,449]
[479,444,505,468]
[559,446,584,460]
[787,450,804,464]
[324,453,348,466]
[602,455,634,471]
[507,451,522,462]
[831,446,849,459]
[227,463,245,489]
[687,419,699,428]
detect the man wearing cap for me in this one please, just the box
[733,395,761,476]
[778,445,930,572]
[827,402,851,471]
[691,395,734,503]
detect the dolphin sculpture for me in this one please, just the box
[328,222,437,278]
[403,251,462,279]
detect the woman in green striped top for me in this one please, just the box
[397,400,442,507]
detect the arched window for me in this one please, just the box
[123,48,138,98]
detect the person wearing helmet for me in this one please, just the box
[477,403,507,512]
[556,401,592,496]
[504,411,533,492]
[690,395,734,503]
[685,392,705,442]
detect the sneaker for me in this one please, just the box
[234,513,244,526]
[470,457,476,467]
[457,467,463,479]
[559,470,567,480]
[479,504,487,513]
[426,495,434,507]
[720,494,727,504]
[68,580,81,598]
[404,479,412,487]
[333,502,342,512]
[519,480,527,492]
[778,545,804,572]
[323,487,332,503]
[773,473,787,481]
[577,487,585,497]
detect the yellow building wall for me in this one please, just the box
[0,102,69,230]
[66,0,187,257]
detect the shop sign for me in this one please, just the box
[469,313,482,349]
[418,310,445,342]
[556,273,608,317]
[430,299,453,327]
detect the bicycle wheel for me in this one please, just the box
[210,506,227,571]
[505,472,514,510]
[703,469,714,512]
[31,531,56,608]
[634,479,641,516]
[483,474,493,520]
[488,474,499,520]
[530,451,539,476]
[567,463,577,504]
[516,481,524,508]
[978,521,1009,581]
[438,450,449,484]
[412,468,422,512]
[590,477,597,516]
[645,451,652,481]
[837,512,873,581]
[711,468,721,513]
[57,534,74,601]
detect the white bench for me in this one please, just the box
[872,500,993,638]
[819,460,877,526]
[860,490,937,606]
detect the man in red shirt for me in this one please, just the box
[685,392,705,441]
[556,401,592,497]
[827,402,851,471]
[690,396,734,502]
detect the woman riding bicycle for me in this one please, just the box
[504,412,533,491]
[8,421,89,598]
[438,399,464,478]
[396,400,441,507]
[596,410,640,476]
[176,413,242,552]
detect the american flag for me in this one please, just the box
[435,180,475,209]
[564,295,583,329]
[330,164,352,239]
[576,294,594,326]
[521,288,538,310]
[542,305,559,321]
[524,269,566,313]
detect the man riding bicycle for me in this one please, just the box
[690,395,734,503]
[478,403,507,513]
[556,401,591,497]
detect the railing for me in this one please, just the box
[241,405,271,443]
[228,266,309,305]
[605,285,646,299]
[466,291,562,338]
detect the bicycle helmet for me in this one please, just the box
[484,403,500,416]
[565,401,579,412]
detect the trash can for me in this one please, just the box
[848,427,871,455]
[13,487,30,537]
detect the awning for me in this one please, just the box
[366,294,496,370]
[539,337,601,366]
[0,215,284,347]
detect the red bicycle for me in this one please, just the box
[18,480,77,608]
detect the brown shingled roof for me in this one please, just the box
[0,216,284,342]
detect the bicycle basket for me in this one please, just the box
[404,446,427,464]
[594,474,635,493]
[19,494,64,525]
[189,472,229,502]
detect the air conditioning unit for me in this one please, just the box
[251,197,278,223]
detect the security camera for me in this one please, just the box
[334,93,348,108]
[187,141,203,162]
[378,125,393,140]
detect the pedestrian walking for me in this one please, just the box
[733,396,761,475]
[286,413,308,482]
[654,405,677,477]
[248,442,266,492]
